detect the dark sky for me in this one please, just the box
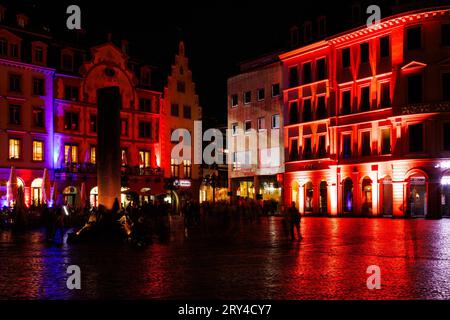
[5,0,416,126]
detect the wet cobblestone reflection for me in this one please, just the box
[1,217,450,300]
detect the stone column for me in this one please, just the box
[97,86,121,211]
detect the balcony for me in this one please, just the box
[400,102,450,115]
[54,163,163,177]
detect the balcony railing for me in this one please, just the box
[401,102,450,115]
[55,163,163,176]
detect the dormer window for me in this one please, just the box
[0,6,5,22]
[16,14,28,28]
[141,68,151,86]
[61,51,74,71]
[318,16,327,38]
[304,21,312,43]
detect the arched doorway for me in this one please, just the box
[63,186,78,206]
[381,175,393,216]
[319,181,327,214]
[407,172,427,217]
[304,181,313,214]
[342,178,353,214]
[361,176,372,215]
[90,186,98,208]
[441,173,450,217]
[31,178,43,206]
[291,181,299,209]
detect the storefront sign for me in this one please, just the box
[435,161,450,169]
[410,177,426,185]
[174,179,191,188]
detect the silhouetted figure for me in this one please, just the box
[288,202,301,241]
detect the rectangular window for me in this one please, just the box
[380,36,390,58]
[442,24,450,46]
[171,104,179,117]
[35,46,43,63]
[90,146,96,164]
[231,94,238,107]
[303,137,312,159]
[381,128,391,155]
[289,139,299,161]
[245,120,252,133]
[32,140,44,161]
[380,82,391,107]
[444,123,450,151]
[342,134,352,159]
[139,98,152,112]
[408,74,423,104]
[0,38,7,56]
[303,99,312,122]
[64,112,79,131]
[316,96,327,119]
[257,88,265,101]
[90,114,97,133]
[177,81,185,93]
[316,58,326,80]
[171,158,180,177]
[244,91,251,104]
[121,119,128,136]
[33,107,44,128]
[64,85,79,101]
[9,104,21,125]
[443,73,450,101]
[303,62,312,84]
[360,86,371,112]
[341,90,351,115]
[407,26,422,50]
[139,151,151,168]
[409,123,423,153]
[318,135,326,158]
[139,121,152,138]
[9,74,21,92]
[9,138,21,160]
[272,83,280,97]
[271,114,280,129]
[64,144,78,163]
[10,43,18,58]
[361,131,371,157]
[257,117,266,131]
[183,160,192,178]
[183,105,191,119]
[342,48,351,68]
[232,123,239,136]
[360,42,369,63]
[289,102,299,124]
[62,53,73,71]
[289,66,299,87]
[33,78,45,96]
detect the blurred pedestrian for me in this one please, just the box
[288,202,302,241]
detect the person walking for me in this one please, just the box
[288,202,302,241]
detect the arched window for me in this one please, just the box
[31,178,43,206]
[361,177,372,215]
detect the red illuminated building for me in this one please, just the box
[281,6,450,218]
[0,5,202,208]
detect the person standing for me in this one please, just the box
[288,202,302,241]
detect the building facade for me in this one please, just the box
[228,53,284,208]
[0,7,201,209]
[281,6,450,218]
[162,42,203,210]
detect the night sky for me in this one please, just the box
[5,0,401,126]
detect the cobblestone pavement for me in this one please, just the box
[1,217,450,300]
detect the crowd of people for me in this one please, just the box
[1,197,304,244]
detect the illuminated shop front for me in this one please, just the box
[258,176,282,203]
